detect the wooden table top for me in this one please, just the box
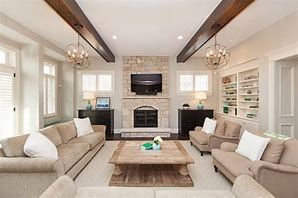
[109,141,194,165]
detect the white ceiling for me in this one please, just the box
[0,0,298,59]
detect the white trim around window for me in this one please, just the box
[80,70,115,95]
[176,71,212,95]
[43,60,57,117]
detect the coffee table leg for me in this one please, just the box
[178,164,189,176]
[113,165,123,176]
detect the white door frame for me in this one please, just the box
[266,42,298,131]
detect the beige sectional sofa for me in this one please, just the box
[0,121,106,198]
[39,174,274,198]
[190,119,241,155]
[212,138,298,198]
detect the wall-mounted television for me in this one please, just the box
[131,74,162,95]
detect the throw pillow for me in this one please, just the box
[236,130,270,161]
[214,118,226,135]
[261,138,284,163]
[202,117,217,134]
[74,117,94,137]
[23,132,58,159]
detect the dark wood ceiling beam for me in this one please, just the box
[177,0,255,63]
[45,0,115,62]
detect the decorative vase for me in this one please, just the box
[153,143,161,150]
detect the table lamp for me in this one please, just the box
[83,92,95,110]
[195,91,207,110]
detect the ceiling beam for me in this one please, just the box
[176,0,255,63]
[45,0,115,62]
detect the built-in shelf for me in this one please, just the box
[239,100,259,103]
[220,67,259,121]
[221,82,237,86]
[239,78,259,83]
[240,86,259,89]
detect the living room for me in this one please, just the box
[0,0,297,198]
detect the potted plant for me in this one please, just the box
[153,136,163,150]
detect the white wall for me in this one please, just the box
[20,43,42,132]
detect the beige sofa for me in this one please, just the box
[0,121,106,198]
[212,138,298,198]
[190,119,241,156]
[39,174,274,198]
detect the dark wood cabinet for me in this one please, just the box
[78,109,114,137]
[178,109,214,137]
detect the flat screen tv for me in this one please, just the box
[131,74,162,95]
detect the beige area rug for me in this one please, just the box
[74,141,232,190]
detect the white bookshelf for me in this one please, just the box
[220,67,259,121]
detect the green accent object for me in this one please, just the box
[223,106,229,113]
[264,131,291,140]
[86,100,92,110]
[141,142,153,150]
[197,100,204,110]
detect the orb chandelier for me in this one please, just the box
[205,35,230,70]
[65,24,90,70]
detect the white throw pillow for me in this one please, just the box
[74,117,94,137]
[24,132,58,159]
[236,130,270,161]
[201,117,217,134]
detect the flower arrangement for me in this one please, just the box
[153,136,163,145]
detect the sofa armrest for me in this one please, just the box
[232,175,274,198]
[249,161,298,198]
[220,142,238,152]
[92,125,106,133]
[0,157,64,177]
[208,134,239,150]
[250,160,298,176]
[194,126,202,131]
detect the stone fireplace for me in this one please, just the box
[122,56,170,131]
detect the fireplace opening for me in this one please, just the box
[134,106,158,127]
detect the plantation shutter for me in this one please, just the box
[195,75,209,91]
[0,71,15,139]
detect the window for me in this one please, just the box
[81,71,114,94]
[43,62,57,116]
[0,46,17,140]
[177,71,212,94]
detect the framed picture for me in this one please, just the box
[96,97,110,109]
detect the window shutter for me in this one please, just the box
[180,74,193,91]
[195,75,209,91]
[82,74,96,91]
[0,71,15,139]
[98,74,112,91]
[47,78,56,114]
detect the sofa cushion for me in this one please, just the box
[261,138,284,164]
[279,138,298,167]
[214,118,226,135]
[57,121,77,143]
[68,132,104,149]
[225,121,241,138]
[189,131,209,145]
[57,143,90,172]
[212,149,254,178]
[39,126,63,147]
[0,134,29,157]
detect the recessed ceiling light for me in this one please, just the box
[112,35,118,40]
[177,35,184,40]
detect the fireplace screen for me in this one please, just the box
[134,106,158,127]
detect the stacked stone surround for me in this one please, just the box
[122,56,170,129]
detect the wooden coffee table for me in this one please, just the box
[108,141,194,187]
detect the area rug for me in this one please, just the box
[75,140,232,191]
